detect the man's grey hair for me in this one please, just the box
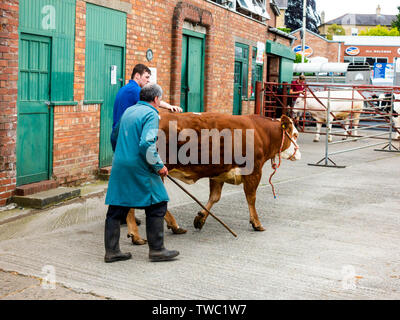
[140,83,163,102]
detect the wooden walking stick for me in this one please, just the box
[166,175,237,238]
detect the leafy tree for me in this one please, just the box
[326,24,346,40]
[294,53,308,63]
[277,27,292,34]
[392,6,400,30]
[359,25,400,36]
[285,0,321,34]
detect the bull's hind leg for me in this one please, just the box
[194,179,224,230]
[243,173,265,231]
[126,209,147,245]
[165,210,187,234]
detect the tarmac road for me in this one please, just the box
[0,132,399,300]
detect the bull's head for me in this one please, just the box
[280,115,301,161]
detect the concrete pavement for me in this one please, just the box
[0,131,399,299]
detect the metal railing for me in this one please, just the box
[255,81,400,168]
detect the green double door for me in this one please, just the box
[17,34,52,186]
[99,45,124,168]
[180,31,204,113]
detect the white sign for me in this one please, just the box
[256,42,265,64]
[110,65,117,85]
[150,67,157,83]
[397,48,400,55]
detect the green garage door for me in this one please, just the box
[100,45,124,167]
[17,34,52,186]
[85,3,126,168]
[180,30,205,113]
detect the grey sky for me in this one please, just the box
[316,0,400,23]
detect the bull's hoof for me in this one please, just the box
[127,234,147,245]
[194,213,205,230]
[313,138,320,142]
[167,225,187,234]
[133,238,147,245]
[251,223,266,232]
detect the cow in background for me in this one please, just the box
[294,90,364,142]
[371,93,400,140]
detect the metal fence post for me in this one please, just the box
[324,88,331,165]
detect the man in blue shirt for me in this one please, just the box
[112,64,182,130]
[104,83,179,263]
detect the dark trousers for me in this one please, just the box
[106,201,168,221]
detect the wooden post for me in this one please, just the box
[255,81,263,115]
[282,82,288,116]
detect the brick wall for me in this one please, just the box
[53,104,100,185]
[291,30,343,63]
[125,0,271,115]
[0,0,18,205]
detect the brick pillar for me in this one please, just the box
[0,0,19,205]
[73,0,86,102]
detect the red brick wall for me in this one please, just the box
[125,0,270,115]
[0,0,18,205]
[291,30,343,62]
[52,104,100,185]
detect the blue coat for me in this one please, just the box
[105,101,169,208]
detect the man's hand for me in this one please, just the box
[158,166,168,177]
[169,105,183,113]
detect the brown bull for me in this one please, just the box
[126,113,301,244]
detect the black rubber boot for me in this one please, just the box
[104,217,132,263]
[146,216,179,262]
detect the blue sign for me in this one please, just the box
[293,45,313,57]
[345,46,360,56]
[373,63,394,79]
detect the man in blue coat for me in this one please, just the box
[112,64,181,130]
[104,83,179,263]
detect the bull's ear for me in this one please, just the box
[280,115,293,132]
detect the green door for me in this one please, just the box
[100,45,124,168]
[234,43,249,115]
[17,34,52,186]
[180,32,204,113]
[233,61,242,115]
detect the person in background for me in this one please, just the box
[289,75,306,119]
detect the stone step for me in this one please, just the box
[98,166,111,181]
[12,187,81,209]
[15,180,59,196]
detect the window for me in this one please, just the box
[251,47,263,100]
[235,42,249,99]
[236,0,270,21]
[208,0,236,10]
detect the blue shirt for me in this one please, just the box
[105,101,169,207]
[112,80,141,129]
